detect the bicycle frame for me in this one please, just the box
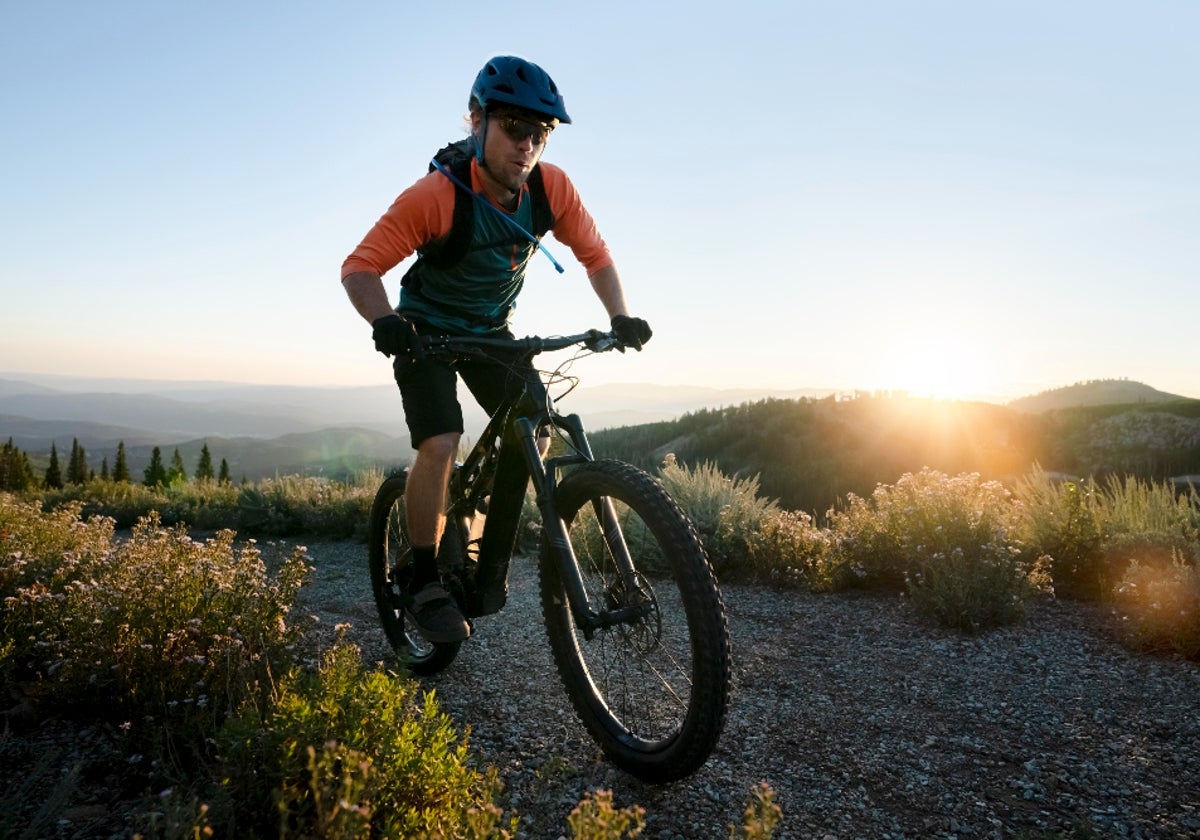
[436,337,640,635]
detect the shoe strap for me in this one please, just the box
[412,583,452,607]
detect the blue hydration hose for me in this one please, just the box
[431,158,566,274]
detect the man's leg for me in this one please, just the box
[401,430,470,642]
[395,348,470,642]
[404,431,459,558]
[395,348,460,585]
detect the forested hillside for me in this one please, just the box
[8,379,1200,510]
[591,392,1200,516]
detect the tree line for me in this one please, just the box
[0,438,232,493]
[591,393,1200,516]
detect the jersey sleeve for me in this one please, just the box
[538,162,615,277]
[341,171,456,279]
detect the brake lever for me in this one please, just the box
[584,329,623,353]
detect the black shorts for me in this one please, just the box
[395,325,536,449]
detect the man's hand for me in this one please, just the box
[372,314,418,358]
[611,315,652,351]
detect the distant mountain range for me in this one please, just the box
[0,372,832,480]
[1,373,1191,481]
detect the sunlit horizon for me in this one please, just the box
[4,353,1196,408]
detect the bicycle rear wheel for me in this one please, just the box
[539,459,731,783]
[368,472,462,675]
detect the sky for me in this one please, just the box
[2,1,1197,403]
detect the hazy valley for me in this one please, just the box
[0,372,833,481]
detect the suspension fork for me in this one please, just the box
[515,412,642,636]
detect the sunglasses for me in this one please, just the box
[493,114,554,145]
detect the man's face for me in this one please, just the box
[480,109,556,193]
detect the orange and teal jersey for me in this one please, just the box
[342,156,613,335]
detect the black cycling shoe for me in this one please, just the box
[404,582,470,643]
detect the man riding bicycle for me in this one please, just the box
[342,55,652,643]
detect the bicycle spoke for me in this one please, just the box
[571,499,695,743]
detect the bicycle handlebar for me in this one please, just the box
[417,329,624,360]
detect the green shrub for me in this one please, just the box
[814,488,899,591]
[40,478,175,529]
[731,782,783,840]
[823,470,1046,632]
[217,641,517,839]
[1,495,312,764]
[657,456,781,579]
[1015,468,1200,601]
[1,496,121,687]
[1096,475,1200,587]
[1113,553,1200,659]
[236,472,378,539]
[1013,468,1106,599]
[39,477,252,532]
[566,789,644,839]
[745,509,831,589]
[33,470,382,540]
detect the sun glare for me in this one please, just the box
[878,339,996,401]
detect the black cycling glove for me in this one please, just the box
[372,314,418,358]
[611,315,652,351]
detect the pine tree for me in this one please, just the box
[21,451,37,490]
[143,446,167,487]
[195,443,215,482]
[0,439,17,491]
[100,457,110,481]
[168,448,187,485]
[218,458,231,485]
[66,438,89,485]
[113,441,131,483]
[45,442,63,489]
[1,438,36,492]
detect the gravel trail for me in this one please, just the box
[297,540,1200,839]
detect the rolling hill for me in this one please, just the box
[1008,379,1186,413]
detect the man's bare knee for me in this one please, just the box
[417,432,460,463]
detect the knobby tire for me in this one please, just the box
[538,459,732,783]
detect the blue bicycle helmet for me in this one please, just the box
[470,55,571,124]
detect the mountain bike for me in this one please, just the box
[367,328,731,783]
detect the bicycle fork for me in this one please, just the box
[515,414,649,639]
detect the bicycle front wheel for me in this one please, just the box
[368,472,461,676]
[539,459,731,783]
